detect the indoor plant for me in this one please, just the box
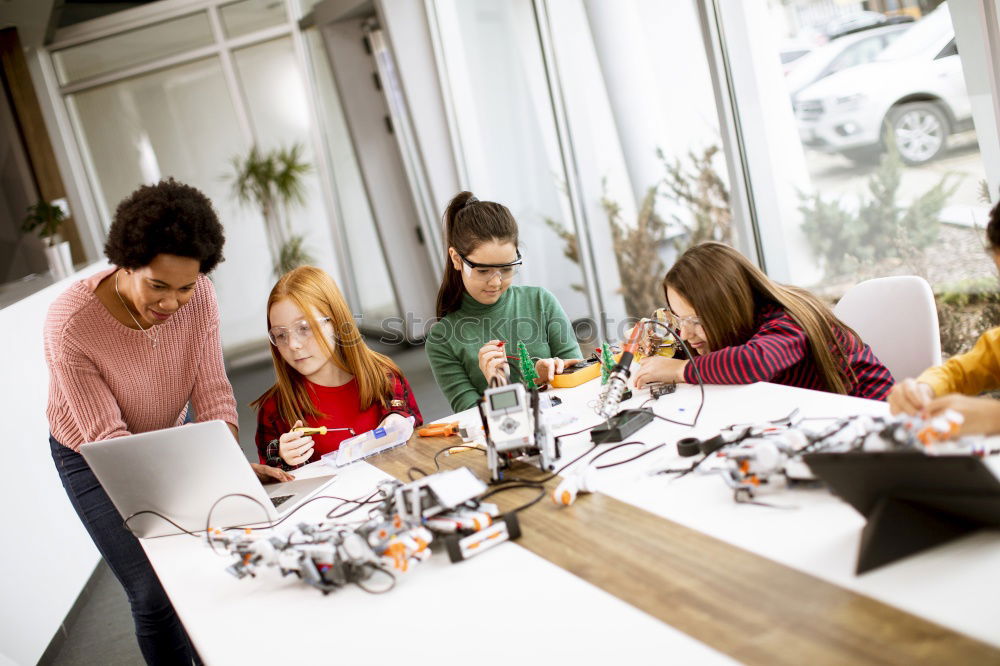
[229,143,314,276]
[22,199,72,279]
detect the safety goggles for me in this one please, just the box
[665,311,702,331]
[267,317,331,347]
[459,250,522,283]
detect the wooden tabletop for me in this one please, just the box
[370,434,1000,666]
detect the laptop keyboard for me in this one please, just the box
[270,494,293,508]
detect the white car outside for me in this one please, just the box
[793,4,971,165]
[786,24,909,99]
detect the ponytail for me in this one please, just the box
[435,191,519,318]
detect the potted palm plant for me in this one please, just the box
[229,143,314,276]
[22,199,73,279]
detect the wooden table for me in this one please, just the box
[142,381,1000,665]
[370,424,1000,665]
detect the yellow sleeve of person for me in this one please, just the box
[918,326,1000,397]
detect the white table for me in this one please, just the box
[141,379,1000,663]
[141,450,735,665]
[543,380,1000,649]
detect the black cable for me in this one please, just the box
[642,319,706,427]
[123,491,377,544]
[204,493,272,554]
[354,564,397,594]
[407,466,429,481]
[325,489,387,520]
[485,424,602,485]
[433,443,486,471]
[123,510,205,538]
[587,440,644,466]
[479,481,547,517]
[594,443,667,469]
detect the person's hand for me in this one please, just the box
[634,356,687,389]
[478,340,509,386]
[251,463,294,484]
[279,419,314,466]
[887,379,935,415]
[534,358,582,385]
[924,394,1000,436]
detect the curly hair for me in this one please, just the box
[988,198,1000,252]
[104,178,226,273]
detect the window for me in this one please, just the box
[433,0,590,323]
[51,2,350,350]
[717,0,997,360]
[52,12,214,85]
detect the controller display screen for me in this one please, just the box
[489,390,520,410]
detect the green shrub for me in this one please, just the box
[800,136,958,279]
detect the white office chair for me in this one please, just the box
[833,275,942,381]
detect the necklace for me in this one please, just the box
[115,269,159,349]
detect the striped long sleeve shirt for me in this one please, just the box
[682,304,894,400]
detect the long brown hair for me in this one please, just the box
[435,191,519,318]
[664,241,859,394]
[251,266,401,425]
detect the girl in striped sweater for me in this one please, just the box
[633,242,894,400]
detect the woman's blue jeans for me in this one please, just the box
[50,435,197,665]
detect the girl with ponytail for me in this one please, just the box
[427,191,583,412]
[253,266,422,469]
[633,241,894,399]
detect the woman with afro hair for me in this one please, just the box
[44,179,290,664]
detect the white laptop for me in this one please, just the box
[80,420,335,538]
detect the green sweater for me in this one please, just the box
[426,285,583,412]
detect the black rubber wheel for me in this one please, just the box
[677,437,702,457]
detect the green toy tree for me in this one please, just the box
[600,343,616,385]
[517,342,538,388]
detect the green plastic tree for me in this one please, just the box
[517,342,538,388]
[600,343,616,385]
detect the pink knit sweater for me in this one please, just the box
[45,267,239,451]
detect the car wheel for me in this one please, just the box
[886,102,949,166]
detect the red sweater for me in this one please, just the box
[682,304,894,400]
[255,374,422,469]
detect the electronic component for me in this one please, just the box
[596,324,644,419]
[647,382,676,399]
[590,408,654,444]
[209,467,523,593]
[479,383,559,482]
[321,416,414,467]
[550,357,601,388]
[552,466,600,506]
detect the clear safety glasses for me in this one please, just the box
[665,311,703,331]
[459,250,523,283]
[268,317,331,347]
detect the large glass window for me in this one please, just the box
[220,0,287,38]
[54,4,353,352]
[52,12,214,85]
[433,0,590,323]
[725,0,996,360]
[303,28,400,325]
[764,3,991,288]
[572,0,737,319]
[66,56,274,349]
[232,36,340,282]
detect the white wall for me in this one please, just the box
[0,265,102,665]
